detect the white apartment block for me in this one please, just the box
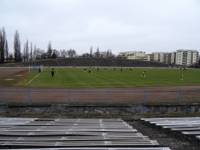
[175,51,184,65]
[152,53,160,62]
[175,50,199,66]
[192,51,199,64]
[119,51,148,61]
[170,52,176,64]
[118,50,199,66]
[147,54,153,62]
[159,53,165,63]
[152,52,171,64]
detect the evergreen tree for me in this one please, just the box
[0,30,3,63]
[5,39,9,60]
[0,28,7,63]
[23,40,29,62]
[14,30,21,62]
[47,41,52,58]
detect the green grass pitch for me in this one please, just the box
[19,67,200,88]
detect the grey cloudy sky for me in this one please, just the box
[1,0,200,54]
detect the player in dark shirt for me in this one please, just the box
[51,68,55,77]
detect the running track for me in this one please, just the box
[0,86,200,105]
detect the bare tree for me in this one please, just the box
[60,49,68,58]
[67,49,76,58]
[94,47,100,58]
[106,49,114,58]
[33,46,46,60]
[30,42,33,62]
[14,30,21,62]
[90,46,93,58]
[33,45,37,60]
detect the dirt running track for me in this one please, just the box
[0,86,200,105]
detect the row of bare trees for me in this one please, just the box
[0,28,71,63]
[0,27,115,64]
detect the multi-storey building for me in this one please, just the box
[175,50,199,66]
[152,52,160,62]
[119,51,148,61]
[118,50,199,66]
[192,51,199,64]
[152,52,171,64]
[147,54,154,62]
[170,52,176,65]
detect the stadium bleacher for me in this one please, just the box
[141,117,200,143]
[0,118,171,150]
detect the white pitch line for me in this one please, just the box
[26,73,40,86]
[4,78,14,81]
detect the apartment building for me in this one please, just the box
[170,52,176,64]
[175,50,199,66]
[152,52,171,64]
[119,51,148,61]
[118,50,199,66]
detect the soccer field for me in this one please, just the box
[20,67,200,88]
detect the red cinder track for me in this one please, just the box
[0,86,200,105]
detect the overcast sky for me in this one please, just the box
[1,0,200,54]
